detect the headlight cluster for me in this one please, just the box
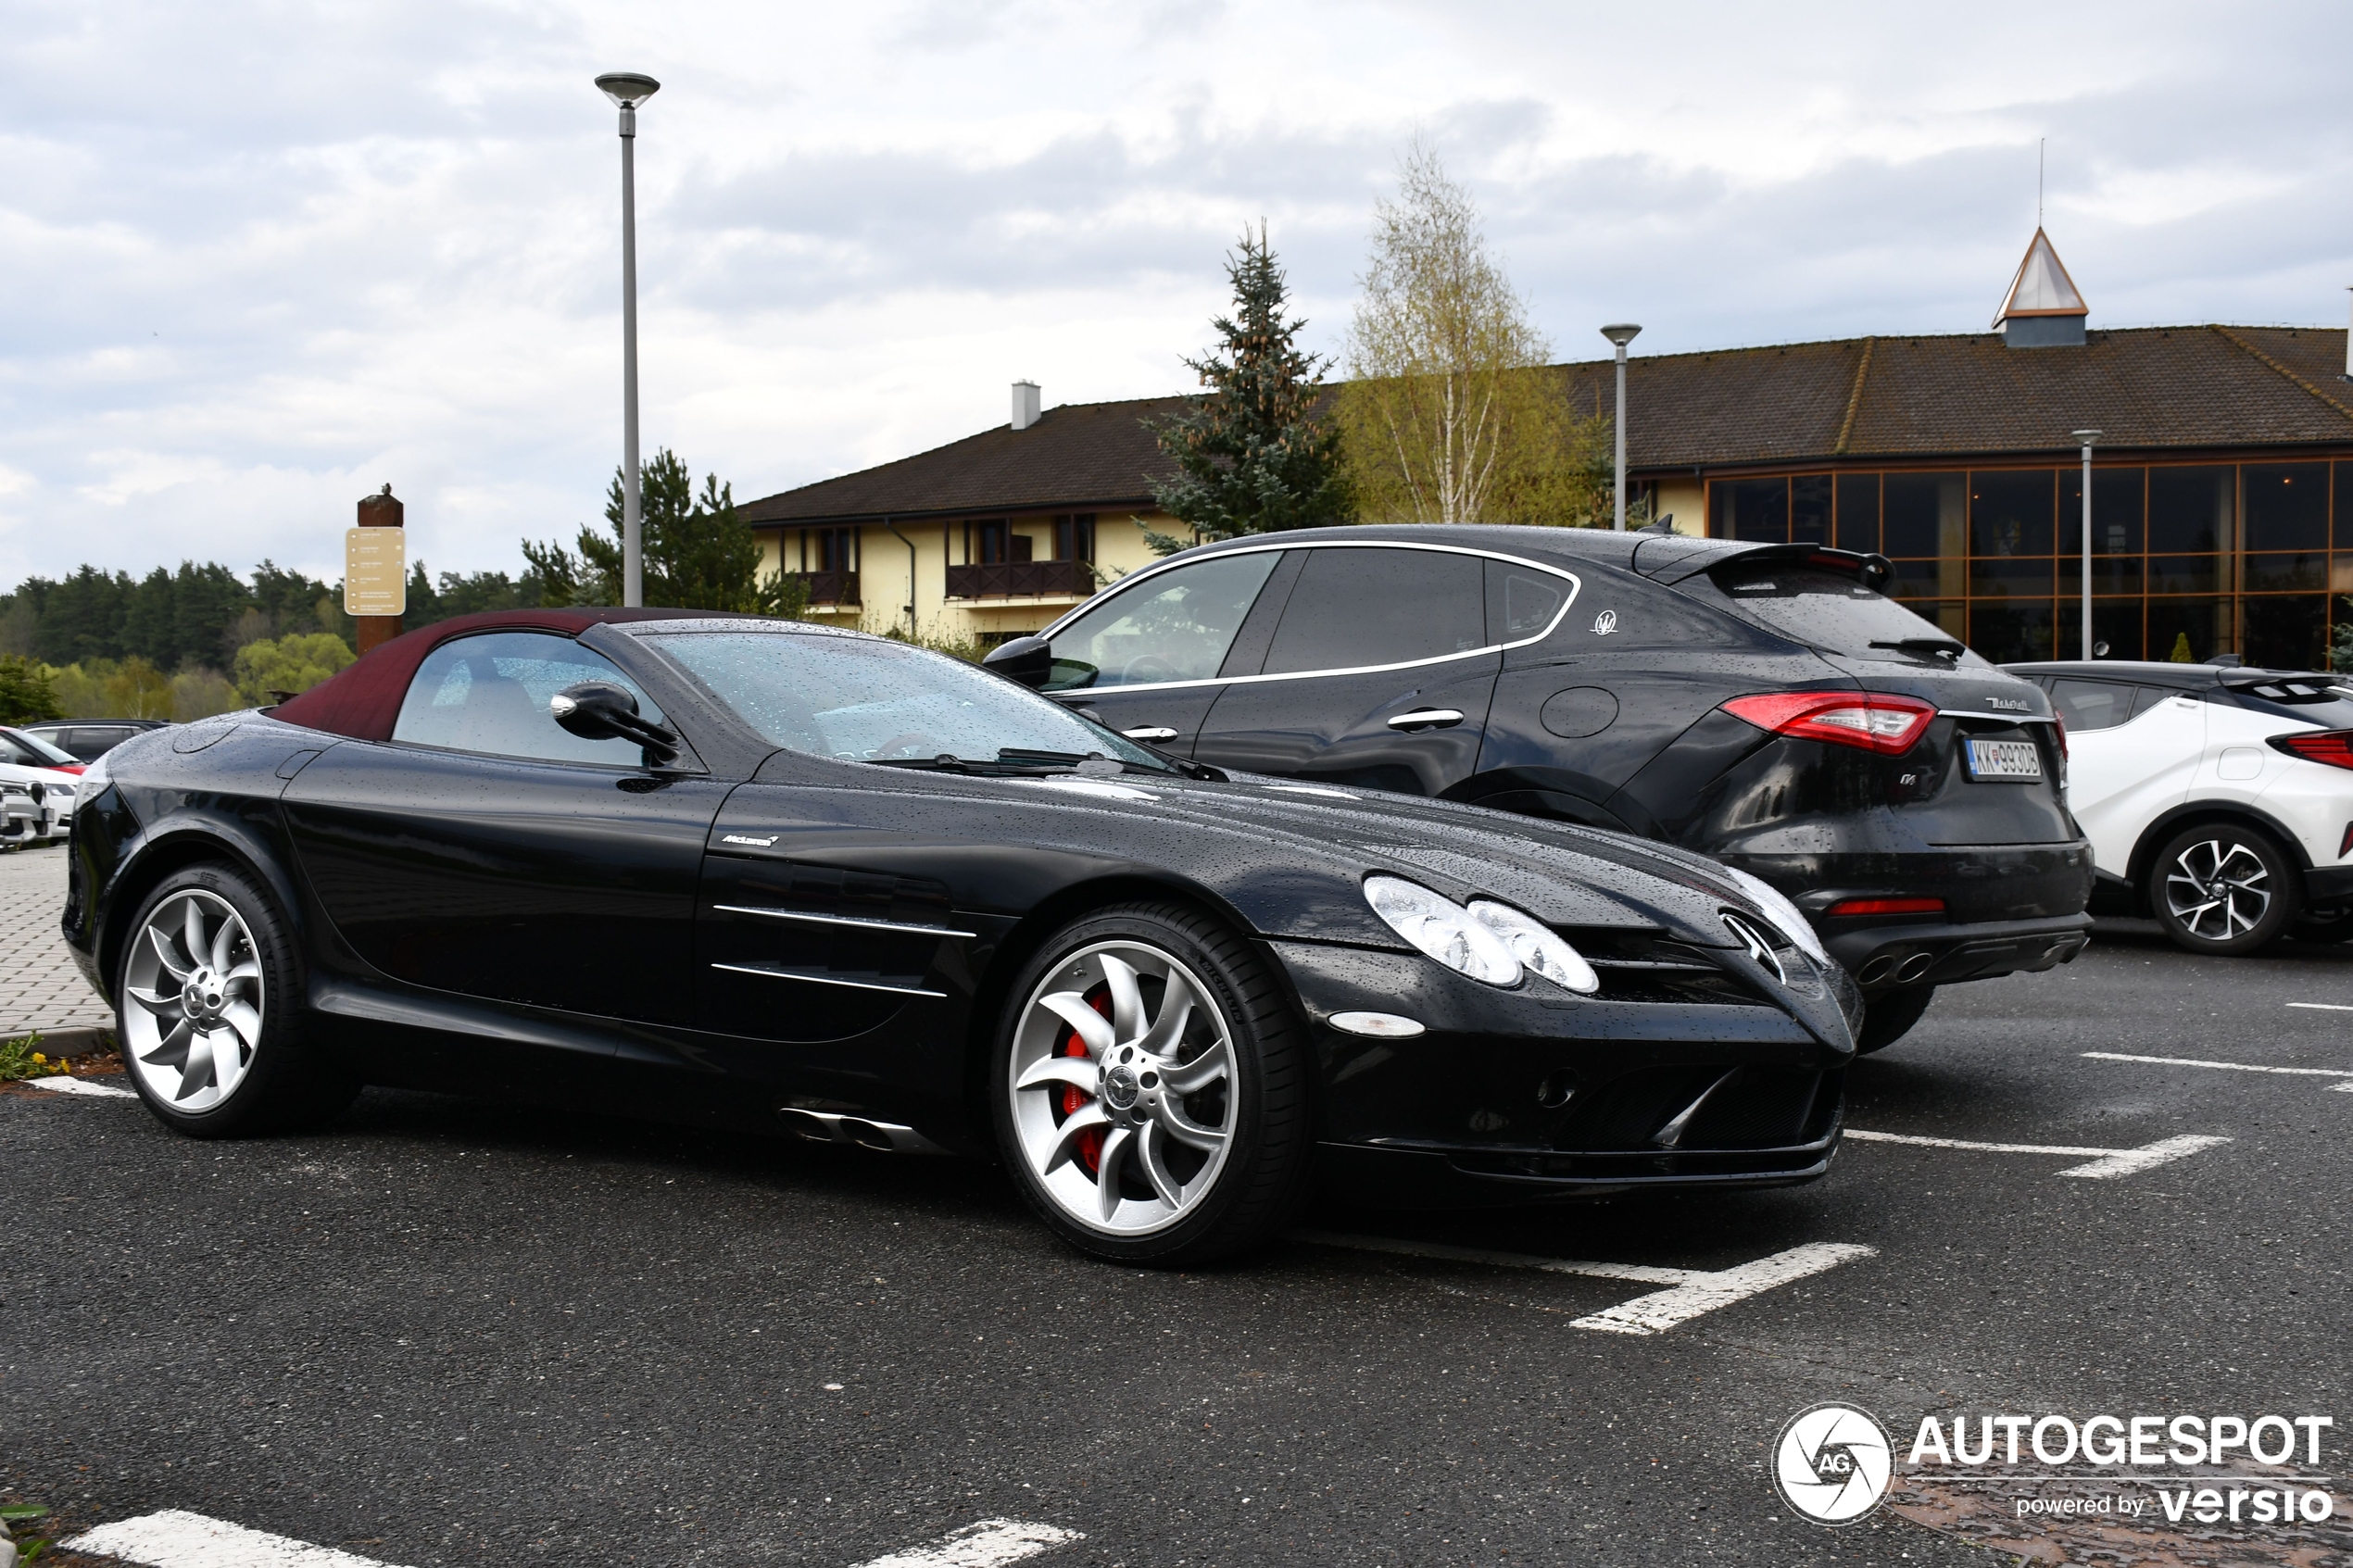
[1719,867,1827,964]
[1363,875,1599,994]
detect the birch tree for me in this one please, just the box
[1340,143,1604,525]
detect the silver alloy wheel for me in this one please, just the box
[2164,837,2271,942]
[1008,940,1238,1236]
[121,888,265,1113]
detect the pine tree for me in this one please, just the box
[1145,225,1349,554]
[525,448,799,613]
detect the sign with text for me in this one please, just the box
[344,526,407,617]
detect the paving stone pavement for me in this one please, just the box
[0,844,110,1038]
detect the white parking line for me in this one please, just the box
[64,1509,405,1566]
[1843,1128,2229,1179]
[2286,1002,2353,1012]
[64,1512,1083,1568]
[2084,1049,2353,1080]
[23,1073,136,1099]
[849,1518,1083,1568]
[1289,1231,1876,1336]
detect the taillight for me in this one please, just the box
[1825,897,1945,918]
[1721,691,1937,756]
[2270,730,2353,771]
[2051,711,2067,760]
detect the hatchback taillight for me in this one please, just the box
[2268,730,2353,771]
[1721,692,1937,756]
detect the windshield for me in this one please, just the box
[651,631,1171,771]
[1707,565,1985,666]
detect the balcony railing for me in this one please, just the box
[786,569,858,606]
[945,559,1096,600]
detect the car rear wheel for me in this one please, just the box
[1856,984,1936,1055]
[992,902,1313,1266]
[2148,823,2301,956]
[117,862,356,1136]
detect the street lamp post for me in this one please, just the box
[2073,429,2101,659]
[596,72,661,608]
[1600,324,1642,530]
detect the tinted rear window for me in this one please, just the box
[1709,565,1976,663]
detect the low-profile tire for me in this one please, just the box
[2147,823,2301,956]
[1856,984,1937,1055]
[991,901,1314,1267]
[115,860,357,1137]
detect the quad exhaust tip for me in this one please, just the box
[777,1106,951,1155]
[1894,953,1935,984]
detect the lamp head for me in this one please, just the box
[595,73,661,110]
[2071,428,2103,446]
[1600,322,1642,348]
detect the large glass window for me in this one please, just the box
[2148,467,2232,553]
[2243,464,2328,552]
[1882,472,1965,558]
[1715,461,2351,665]
[1041,550,1281,691]
[2242,596,2327,671]
[1264,547,1487,673]
[1791,475,1832,546]
[1970,470,2056,558]
[1712,478,1790,543]
[393,632,666,766]
[1834,473,1880,554]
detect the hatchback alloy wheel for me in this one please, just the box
[2150,823,2298,955]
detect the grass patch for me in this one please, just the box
[0,1033,69,1083]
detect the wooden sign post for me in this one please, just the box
[346,485,407,656]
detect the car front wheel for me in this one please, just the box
[2148,823,2301,956]
[992,902,1313,1266]
[117,861,356,1136]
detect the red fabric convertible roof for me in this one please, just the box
[270,608,735,742]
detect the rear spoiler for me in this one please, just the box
[1636,538,1895,593]
[2219,671,2353,701]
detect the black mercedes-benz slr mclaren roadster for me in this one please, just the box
[65,608,1860,1264]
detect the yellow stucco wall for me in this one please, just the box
[755,510,1177,642]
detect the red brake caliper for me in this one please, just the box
[1059,987,1114,1175]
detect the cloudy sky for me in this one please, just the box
[5,0,2348,590]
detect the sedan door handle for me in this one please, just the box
[1386,709,1466,732]
[1123,726,1180,742]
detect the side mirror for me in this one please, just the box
[550,681,679,765]
[983,635,1053,690]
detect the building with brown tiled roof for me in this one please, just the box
[743,232,2353,665]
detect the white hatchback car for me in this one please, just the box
[2004,660,2353,953]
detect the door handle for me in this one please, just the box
[1386,709,1466,732]
[1122,727,1180,743]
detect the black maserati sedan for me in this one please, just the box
[65,608,1856,1265]
[985,525,2095,1052]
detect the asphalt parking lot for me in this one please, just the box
[5,909,2349,1566]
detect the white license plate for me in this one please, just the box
[1965,737,2043,781]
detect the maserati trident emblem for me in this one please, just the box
[1722,912,1786,985]
[1592,609,1618,636]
